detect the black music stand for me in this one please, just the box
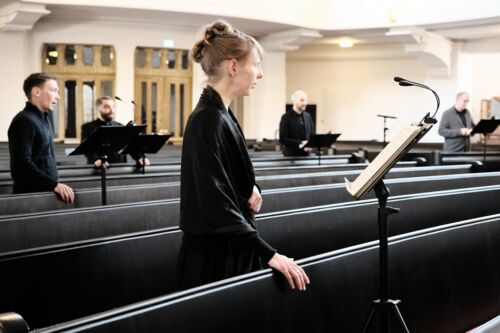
[122,134,171,174]
[304,133,341,165]
[70,125,146,205]
[471,118,500,163]
[345,121,434,333]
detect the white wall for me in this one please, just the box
[0,32,30,141]
[244,51,286,140]
[466,52,500,112]
[286,55,451,142]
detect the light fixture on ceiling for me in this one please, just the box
[339,39,354,48]
[385,0,407,24]
[163,39,175,48]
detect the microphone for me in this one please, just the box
[320,119,333,134]
[393,76,440,123]
[398,81,413,87]
[114,96,134,111]
[115,96,136,124]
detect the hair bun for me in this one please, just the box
[191,40,205,63]
[204,20,231,45]
[190,20,262,77]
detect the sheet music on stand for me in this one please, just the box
[345,123,432,200]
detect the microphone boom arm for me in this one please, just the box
[394,77,440,124]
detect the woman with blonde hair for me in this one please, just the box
[177,20,310,291]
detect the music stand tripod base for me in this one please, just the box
[361,180,409,333]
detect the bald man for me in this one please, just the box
[438,92,475,152]
[279,90,315,156]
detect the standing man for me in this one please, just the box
[81,96,149,167]
[8,73,74,203]
[279,90,315,156]
[438,91,476,152]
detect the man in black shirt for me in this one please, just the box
[81,96,127,166]
[279,90,315,156]
[438,91,475,152]
[8,73,74,203]
[81,96,149,167]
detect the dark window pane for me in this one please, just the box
[135,48,146,68]
[182,50,189,70]
[64,80,77,138]
[169,84,175,135]
[101,80,113,97]
[152,49,161,68]
[152,82,158,133]
[83,46,94,65]
[180,84,184,136]
[141,81,147,127]
[45,44,58,65]
[167,50,176,69]
[101,46,112,66]
[65,45,76,65]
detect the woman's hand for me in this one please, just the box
[268,253,310,291]
[248,185,262,213]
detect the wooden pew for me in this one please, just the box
[0,163,472,200]
[0,162,405,214]
[0,155,357,182]
[0,162,369,194]
[2,172,500,252]
[0,161,371,186]
[0,162,451,215]
[0,185,499,329]
[22,213,499,333]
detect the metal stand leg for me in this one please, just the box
[361,180,409,333]
[483,134,488,164]
[100,155,108,206]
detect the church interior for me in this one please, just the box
[1,1,500,332]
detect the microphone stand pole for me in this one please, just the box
[377,114,397,148]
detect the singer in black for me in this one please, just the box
[279,90,315,156]
[81,96,128,166]
[8,73,74,203]
[177,20,309,291]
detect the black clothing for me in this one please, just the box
[8,102,59,193]
[177,85,276,289]
[81,119,127,164]
[456,108,467,127]
[279,109,315,156]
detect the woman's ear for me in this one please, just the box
[228,59,238,77]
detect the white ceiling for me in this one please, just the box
[19,2,500,47]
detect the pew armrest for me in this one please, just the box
[0,312,29,333]
[467,315,500,333]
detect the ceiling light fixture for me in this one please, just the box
[339,39,354,48]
